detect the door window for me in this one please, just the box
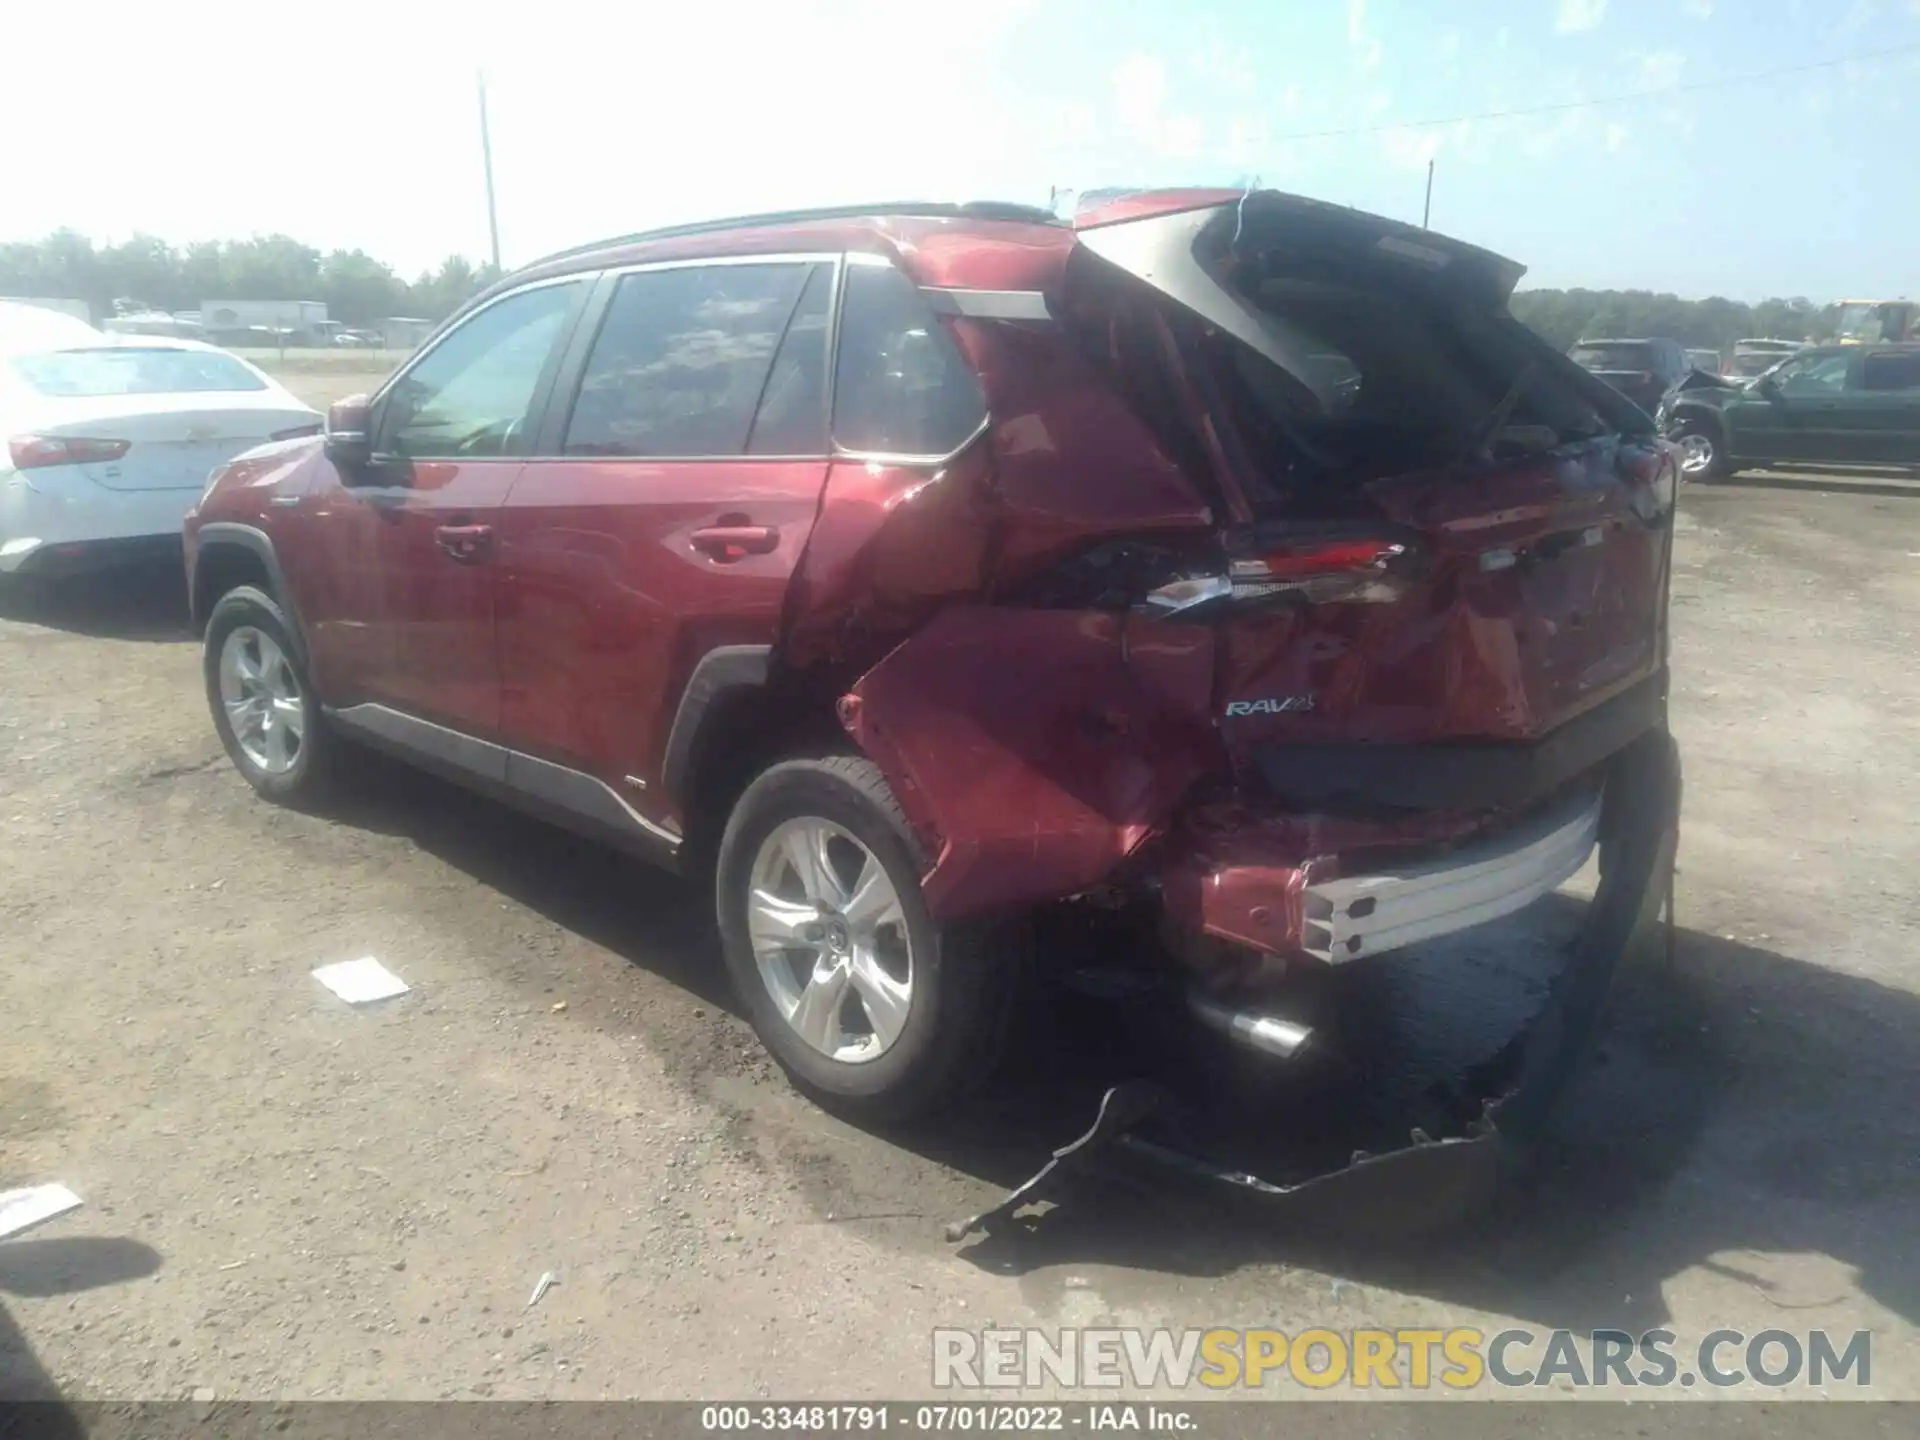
[832,258,987,458]
[1773,352,1850,394]
[562,262,822,458]
[377,281,584,458]
[1860,351,1920,392]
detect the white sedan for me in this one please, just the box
[1,334,319,577]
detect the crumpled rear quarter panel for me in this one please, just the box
[839,606,1219,919]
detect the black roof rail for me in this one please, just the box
[520,199,1064,273]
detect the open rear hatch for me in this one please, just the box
[1061,191,1676,815]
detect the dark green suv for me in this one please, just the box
[1663,344,1920,479]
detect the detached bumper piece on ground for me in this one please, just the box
[948,729,1681,1242]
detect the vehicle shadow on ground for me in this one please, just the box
[939,922,1920,1337]
[314,760,1920,1337]
[318,750,734,1013]
[0,560,194,643]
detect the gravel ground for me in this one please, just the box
[1,468,1917,1405]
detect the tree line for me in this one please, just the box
[0,228,1852,354]
[0,232,501,327]
[1507,288,1839,354]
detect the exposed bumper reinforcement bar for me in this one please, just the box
[946,727,1680,1243]
[1303,788,1601,963]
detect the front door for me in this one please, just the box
[495,258,837,831]
[305,277,589,738]
[1726,349,1856,465]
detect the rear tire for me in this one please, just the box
[715,755,1022,1124]
[203,585,338,806]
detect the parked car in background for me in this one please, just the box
[2,337,321,577]
[1567,336,1690,414]
[184,191,1678,1140]
[1685,348,1721,374]
[1661,343,1920,478]
[1725,338,1803,384]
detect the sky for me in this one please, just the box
[6,0,1920,301]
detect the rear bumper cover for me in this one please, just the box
[948,726,1681,1239]
[1253,673,1664,813]
[2,468,198,574]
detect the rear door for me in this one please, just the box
[494,255,836,827]
[294,277,589,736]
[1844,350,1920,463]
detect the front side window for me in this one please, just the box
[832,259,986,457]
[378,281,583,459]
[563,262,819,458]
[1774,352,1850,393]
[1861,351,1920,392]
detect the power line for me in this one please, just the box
[1265,38,1920,143]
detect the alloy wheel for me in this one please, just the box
[218,625,306,775]
[747,817,915,1064]
[1676,432,1715,476]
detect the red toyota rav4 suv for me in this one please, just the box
[185,190,1679,1128]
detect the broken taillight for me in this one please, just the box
[1223,535,1411,605]
[1138,534,1412,616]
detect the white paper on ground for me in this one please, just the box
[312,956,410,1004]
[0,1183,84,1240]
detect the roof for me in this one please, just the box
[523,199,1065,272]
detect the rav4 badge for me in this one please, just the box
[1225,696,1316,716]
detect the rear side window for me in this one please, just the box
[1569,344,1654,372]
[564,262,817,457]
[1861,352,1920,392]
[832,259,986,457]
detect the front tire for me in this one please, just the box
[203,585,337,805]
[1672,416,1730,481]
[715,755,1020,1123]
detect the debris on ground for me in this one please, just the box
[312,957,410,1005]
[527,1269,561,1308]
[0,1182,84,1240]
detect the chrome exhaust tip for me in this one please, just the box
[1189,992,1314,1060]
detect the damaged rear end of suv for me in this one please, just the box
[191,188,1679,1230]
[772,190,1680,1224]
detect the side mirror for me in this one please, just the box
[323,395,373,470]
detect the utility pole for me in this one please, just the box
[478,71,502,271]
[1422,159,1434,229]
